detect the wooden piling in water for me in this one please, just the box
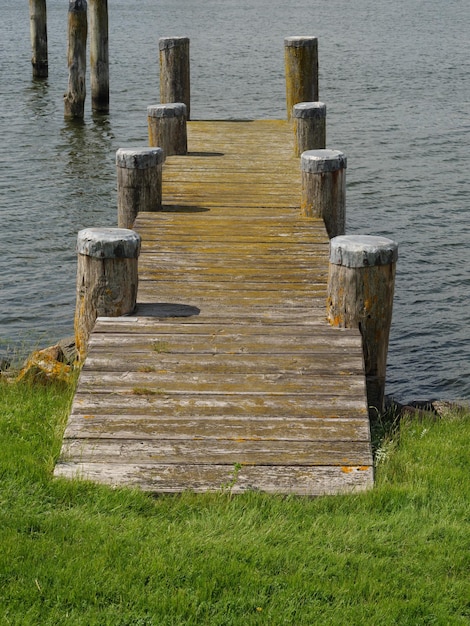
[116,148,164,228]
[64,0,88,119]
[293,102,326,156]
[159,37,191,120]
[327,235,398,415]
[284,37,318,121]
[75,227,141,360]
[147,103,187,157]
[89,0,109,113]
[300,149,346,239]
[29,0,48,78]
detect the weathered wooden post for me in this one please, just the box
[293,102,326,156]
[147,103,187,157]
[89,0,109,113]
[159,37,191,120]
[116,147,164,228]
[300,149,346,239]
[29,0,48,78]
[284,37,318,121]
[75,227,141,360]
[64,0,88,119]
[327,235,398,415]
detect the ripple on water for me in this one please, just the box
[0,0,469,401]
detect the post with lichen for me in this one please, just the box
[75,228,141,360]
[327,235,398,415]
[147,103,188,157]
[64,0,88,119]
[116,147,165,228]
[29,0,48,78]
[300,149,346,239]
[284,36,318,121]
[159,37,191,120]
[89,0,109,113]
[293,102,326,156]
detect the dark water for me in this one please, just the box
[1,0,469,402]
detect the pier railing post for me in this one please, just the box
[29,0,48,78]
[293,102,326,156]
[284,37,318,121]
[300,149,346,238]
[147,103,188,156]
[327,235,398,415]
[75,227,141,360]
[64,0,88,119]
[159,37,191,120]
[116,147,164,228]
[89,0,109,113]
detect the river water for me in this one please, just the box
[1,0,469,402]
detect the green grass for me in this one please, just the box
[0,377,469,625]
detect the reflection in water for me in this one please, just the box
[1,78,120,355]
[57,115,117,229]
[26,78,54,118]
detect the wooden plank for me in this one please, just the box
[64,415,370,442]
[60,438,371,466]
[138,281,325,294]
[94,310,339,326]
[95,304,331,323]
[82,353,364,376]
[70,392,369,419]
[135,289,327,307]
[90,318,353,336]
[54,463,373,496]
[76,371,366,396]
[138,268,328,283]
[86,333,363,354]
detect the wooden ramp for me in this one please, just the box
[55,120,373,495]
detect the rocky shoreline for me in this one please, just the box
[0,338,77,384]
[384,395,469,421]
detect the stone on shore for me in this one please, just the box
[16,343,75,384]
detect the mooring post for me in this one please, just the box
[300,149,346,238]
[147,103,187,157]
[75,227,141,360]
[29,0,48,78]
[293,102,326,156]
[284,37,318,121]
[89,0,109,113]
[116,147,164,228]
[159,37,191,120]
[327,235,398,415]
[64,0,88,119]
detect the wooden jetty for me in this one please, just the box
[54,120,373,495]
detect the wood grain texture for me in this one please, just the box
[89,0,109,113]
[64,0,87,119]
[159,37,190,120]
[74,255,138,359]
[328,260,396,413]
[117,163,162,228]
[29,0,48,78]
[301,169,346,238]
[56,120,373,495]
[54,463,373,496]
[284,37,319,120]
[148,111,187,157]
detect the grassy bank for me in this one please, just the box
[0,377,468,625]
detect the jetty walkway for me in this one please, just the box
[55,120,373,495]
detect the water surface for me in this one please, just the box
[1,0,469,402]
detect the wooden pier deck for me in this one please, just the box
[55,120,373,495]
